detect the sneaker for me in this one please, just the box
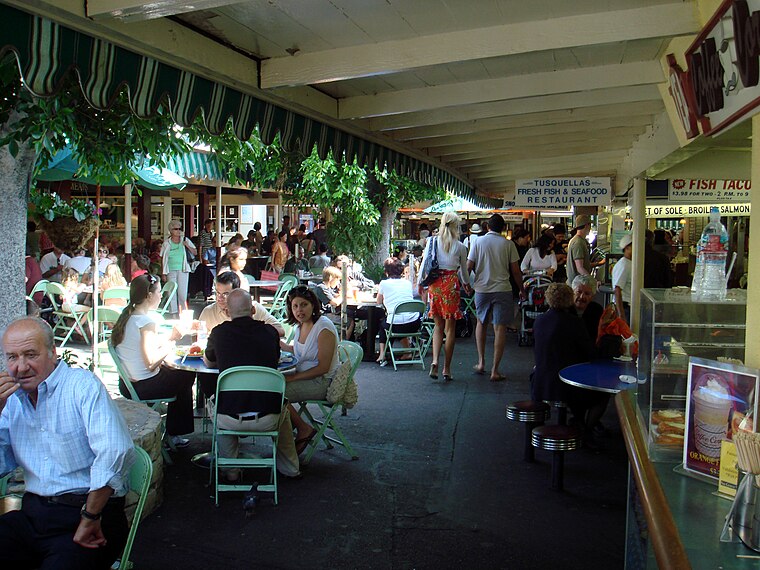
[170,436,190,448]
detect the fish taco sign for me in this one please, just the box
[669,0,760,138]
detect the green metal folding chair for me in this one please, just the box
[102,286,131,305]
[111,446,153,570]
[420,318,436,360]
[45,281,91,347]
[107,342,178,464]
[297,341,362,465]
[387,300,426,370]
[212,366,286,506]
[156,281,178,316]
[278,273,299,287]
[263,280,294,321]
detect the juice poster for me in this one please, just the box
[683,358,759,480]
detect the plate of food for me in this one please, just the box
[279,352,296,367]
[176,345,205,359]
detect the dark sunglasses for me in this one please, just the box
[288,285,309,298]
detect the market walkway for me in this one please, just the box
[98,331,629,570]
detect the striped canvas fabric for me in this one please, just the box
[0,4,501,209]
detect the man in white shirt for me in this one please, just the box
[467,214,525,382]
[612,234,633,324]
[64,248,92,276]
[39,246,71,282]
[0,317,134,569]
[199,271,284,335]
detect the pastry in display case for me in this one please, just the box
[637,288,746,461]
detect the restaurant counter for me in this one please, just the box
[617,390,759,569]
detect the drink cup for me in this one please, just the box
[692,388,733,458]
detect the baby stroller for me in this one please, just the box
[518,273,552,346]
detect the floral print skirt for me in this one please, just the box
[427,270,463,320]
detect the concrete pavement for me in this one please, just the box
[108,331,629,569]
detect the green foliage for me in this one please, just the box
[0,57,189,185]
[288,149,443,266]
[28,187,98,222]
[183,121,285,188]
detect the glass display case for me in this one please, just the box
[638,288,747,461]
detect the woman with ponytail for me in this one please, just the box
[418,211,472,382]
[112,274,195,446]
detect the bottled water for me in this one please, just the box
[694,207,728,299]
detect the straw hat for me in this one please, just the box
[469,223,482,233]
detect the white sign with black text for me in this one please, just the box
[646,203,751,218]
[668,179,751,202]
[514,178,612,209]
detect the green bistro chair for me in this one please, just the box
[387,300,426,371]
[278,273,299,288]
[107,342,178,464]
[45,281,91,347]
[420,318,436,360]
[87,306,122,344]
[263,280,294,321]
[111,446,153,570]
[212,366,286,506]
[102,286,131,305]
[156,281,178,316]
[297,341,361,465]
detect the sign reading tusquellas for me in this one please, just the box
[514,178,611,209]
[669,0,760,138]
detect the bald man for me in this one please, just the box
[0,317,134,569]
[203,290,300,480]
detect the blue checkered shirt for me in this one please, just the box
[0,361,134,497]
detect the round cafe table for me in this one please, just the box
[247,280,281,303]
[559,359,640,394]
[165,350,297,375]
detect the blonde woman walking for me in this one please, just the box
[419,211,472,381]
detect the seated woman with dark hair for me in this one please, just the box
[532,283,602,443]
[111,274,196,447]
[376,257,420,365]
[279,286,340,453]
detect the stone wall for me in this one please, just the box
[115,398,164,522]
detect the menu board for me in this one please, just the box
[683,358,759,481]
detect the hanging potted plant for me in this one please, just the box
[29,187,100,252]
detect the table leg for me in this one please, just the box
[251,287,261,303]
[363,305,379,362]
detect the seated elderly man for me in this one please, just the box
[571,275,603,341]
[0,317,134,569]
[203,289,300,481]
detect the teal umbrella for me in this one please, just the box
[423,196,491,213]
[35,146,187,190]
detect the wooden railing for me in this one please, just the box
[615,390,691,570]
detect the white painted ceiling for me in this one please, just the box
[24,0,747,199]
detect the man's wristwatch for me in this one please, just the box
[80,505,102,521]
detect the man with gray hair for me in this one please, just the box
[572,275,604,341]
[203,290,300,481]
[0,317,134,569]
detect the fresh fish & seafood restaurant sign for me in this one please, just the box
[514,178,611,209]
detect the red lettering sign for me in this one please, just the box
[667,54,700,139]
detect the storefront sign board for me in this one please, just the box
[646,203,751,218]
[668,0,760,137]
[514,178,611,209]
[668,179,751,202]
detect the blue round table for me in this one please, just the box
[559,360,640,394]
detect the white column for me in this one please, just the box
[746,116,760,368]
[215,184,223,239]
[124,184,133,254]
[630,177,646,335]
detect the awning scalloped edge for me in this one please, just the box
[0,4,502,210]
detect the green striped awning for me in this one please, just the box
[0,4,501,209]
[166,152,224,184]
